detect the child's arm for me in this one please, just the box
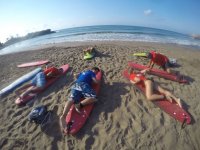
[147,60,154,68]
[140,68,150,75]
[46,71,59,78]
[74,73,80,79]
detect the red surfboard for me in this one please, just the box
[123,69,191,124]
[17,60,49,68]
[65,70,102,135]
[128,61,188,83]
[15,64,69,105]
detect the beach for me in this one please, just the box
[0,41,200,150]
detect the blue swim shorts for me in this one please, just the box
[69,82,97,104]
[31,72,46,88]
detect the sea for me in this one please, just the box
[1,25,200,55]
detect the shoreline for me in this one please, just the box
[0,41,200,149]
[1,40,200,56]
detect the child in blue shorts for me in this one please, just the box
[59,67,100,134]
[15,66,62,100]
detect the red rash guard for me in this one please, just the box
[44,67,60,79]
[150,51,169,67]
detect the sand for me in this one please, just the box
[0,41,200,150]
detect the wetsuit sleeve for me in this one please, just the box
[44,68,51,75]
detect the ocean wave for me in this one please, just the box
[1,26,200,55]
[54,32,200,47]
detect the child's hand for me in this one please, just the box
[140,68,149,75]
[145,68,150,73]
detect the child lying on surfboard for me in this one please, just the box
[59,67,100,135]
[83,47,95,55]
[128,67,182,108]
[15,65,63,100]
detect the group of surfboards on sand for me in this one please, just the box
[124,51,191,126]
[0,47,191,135]
[128,50,183,108]
[59,49,190,135]
[129,51,185,108]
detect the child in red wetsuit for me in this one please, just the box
[147,51,172,73]
[130,70,146,86]
[129,68,182,107]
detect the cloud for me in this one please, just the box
[144,9,152,16]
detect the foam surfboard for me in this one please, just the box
[17,60,49,68]
[133,52,148,57]
[123,69,191,124]
[15,64,69,105]
[65,70,102,135]
[0,68,42,97]
[128,62,188,83]
[84,52,95,60]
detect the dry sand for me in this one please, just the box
[0,41,200,150]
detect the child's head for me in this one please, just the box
[92,67,100,74]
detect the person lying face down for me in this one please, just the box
[83,47,95,54]
[59,67,100,135]
[15,65,63,100]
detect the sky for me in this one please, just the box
[0,0,200,43]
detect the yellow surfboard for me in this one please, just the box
[133,52,148,57]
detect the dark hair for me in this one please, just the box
[92,67,100,72]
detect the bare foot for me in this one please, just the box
[18,95,23,100]
[164,91,173,103]
[28,93,37,97]
[176,98,183,108]
[164,94,173,103]
[74,103,81,114]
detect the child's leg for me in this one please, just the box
[20,86,41,98]
[145,80,164,101]
[155,83,182,107]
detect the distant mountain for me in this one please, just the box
[0,29,55,49]
[24,29,55,39]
